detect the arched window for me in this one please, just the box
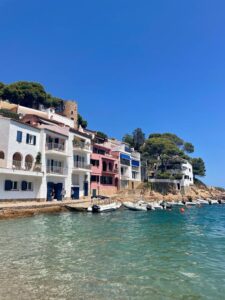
[12,152,22,169]
[0,151,5,160]
[25,154,33,170]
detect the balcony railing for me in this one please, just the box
[12,160,22,170]
[12,160,42,172]
[74,161,91,170]
[46,143,65,152]
[73,142,90,151]
[46,166,66,175]
[121,174,130,179]
[102,168,119,174]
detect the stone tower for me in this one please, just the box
[62,101,78,129]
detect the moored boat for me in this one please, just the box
[196,199,209,205]
[123,201,148,211]
[65,205,87,212]
[88,202,121,213]
[208,199,219,205]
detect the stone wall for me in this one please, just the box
[62,101,78,129]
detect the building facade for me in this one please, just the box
[0,116,44,201]
[90,142,119,196]
[69,129,92,199]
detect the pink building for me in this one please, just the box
[90,143,119,197]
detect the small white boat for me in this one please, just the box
[123,201,148,211]
[151,202,163,210]
[88,202,121,213]
[185,201,198,206]
[167,201,184,206]
[208,199,218,205]
[196,199,209,205]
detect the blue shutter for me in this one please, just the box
[21,181,27,191]
[5,180,12,191]
[33,136,36,145]
[16,131,22,143]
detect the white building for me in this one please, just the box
[0,116,44,201]
[108,140,141,190]
[179,161,194,187]
[0,114,91,201]
[69,129,92,199]
[148,159,194,189]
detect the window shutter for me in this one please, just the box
[21,181,27,191]
[17,131,22,143]
[5,180,12,191]
[26,134,29,144]
[33,136,36,145]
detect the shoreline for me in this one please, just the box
[1,188,225,220]
[0,200,90,220]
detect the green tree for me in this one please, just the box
[183,142,194,153]
[0,82,5,97]
[191,158,206,177]
[77,114,88,129]
[2,81,47,108]
[149,133,184,147]
[133,128,145,151]
[96,131,108,139]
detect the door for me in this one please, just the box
[84,181,89,197]
[71,187,80,200]
[55,183,63,201]
[92,189,97,197]
[47,182,54,201]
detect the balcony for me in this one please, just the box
[12,160,42,172]
[121,174,130,180]
[73,142,91,151]
[73,161,91,170]
[0,160,42,176]
[46,143,65,152]
[102,167,119,174]
[46,165,67,175]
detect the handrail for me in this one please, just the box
[46,143,65,152]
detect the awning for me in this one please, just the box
[132,160,140,167]
[120,153,131,160]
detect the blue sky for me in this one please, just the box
[0,0,225,187]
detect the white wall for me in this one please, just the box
[7,120,41,168]
[0,174,42,200]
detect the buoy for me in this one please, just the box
[180,208,185,213]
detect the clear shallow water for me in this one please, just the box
[0,206,225,300]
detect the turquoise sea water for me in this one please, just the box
[0,206,225,300]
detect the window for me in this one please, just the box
[120,158,130,166]
[71,111,74,115]
[16,131,23,143]
[21,181,33,191]
[0,151,5,160]
[27,182,33,191]
[132,171,137,179]
[26,134,36,145]
[5,180,12,191]
[73,175,79,185]
[91,159,99,167]
[91,175,99,182]
[100,176,113,185]
[93,147,105,155]
[71,117,74,120]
